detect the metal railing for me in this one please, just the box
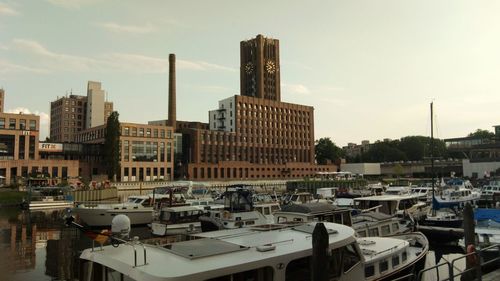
[415,244,500,281]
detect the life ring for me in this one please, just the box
[466,244,478,266]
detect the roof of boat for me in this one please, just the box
[353,211,393,221]
[278,202,349,214]
[80,222,356,281]
[354,194,420,201]
[357,237,409,263]
[162,206,204,212]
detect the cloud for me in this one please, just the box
[283,83,311,95]
[97,22,156,34]
[6,107,50,139]
[0,59,49,74]
[12,38,104,72]
[10,38,236,74]
[0,3,18,15]
[46,0,100,9]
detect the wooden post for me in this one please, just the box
[312,222,329,281]
[462,203,477,281]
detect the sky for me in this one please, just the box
[1,0,499,146]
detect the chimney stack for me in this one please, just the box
[168,54,176,129]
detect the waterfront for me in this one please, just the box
[0,207,472,281]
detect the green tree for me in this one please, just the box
[315,137,343,164]
[362,141,407,162]
[467,129,495,139]
[104,111,120,181]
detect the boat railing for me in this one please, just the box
[413,244,500,281]
[90,236,148,268]
[75,200,121,206]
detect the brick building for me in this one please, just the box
[0,92,79,185]
[50,81,113,142]
[157,35,336,180]
[75,122,175,182]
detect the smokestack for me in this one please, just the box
[168,54,176,129]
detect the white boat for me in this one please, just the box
[72,195,164,227]
[433,182,481,209]
[273,202,353,226]
[353,211,413,238]
[353,194,430,220]
[151,205,205,236]
[79,222,428,281]
[21,186,74,210]
[199,185,274,231]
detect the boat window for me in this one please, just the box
[286,256,311,281]
[161,212,171,221]
[277,216,287,223]
[379,260,388,273]
[392,255,400,267]
[381,225,391,236]
[245,220,255,225]
[369,228,379,236]
[358,230,367,237]
[293,218,303,222]
[343,244,361,273]
[207,266,274,281]
[365,264,375,278]
[402,251,407,262]
[264,207,271,215]
[271,205,280,212]
[392,223,399,231]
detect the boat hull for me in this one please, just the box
[151,222,201,236]
[73,206,153,226]
[26,201,73,210]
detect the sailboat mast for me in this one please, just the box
[430,102,435,210]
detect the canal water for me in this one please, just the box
[0,207,466,281]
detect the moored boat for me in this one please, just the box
[78,221,429,281]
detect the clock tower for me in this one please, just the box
[240,34,281,102]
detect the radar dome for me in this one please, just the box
[111,214,131,238]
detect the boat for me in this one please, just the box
[78,221,429,281]
[479,179,500,206]
[353,193,429,220]
[472,208,500,250]
[282,191,332,205]
[432,178,481,210]
[273,202,353,226]
[199,185,273,232]
[417,103,467,242]
[353,211,413,238]
[72,194,169,227]
[21,186,74,210]
[150,205,205,236]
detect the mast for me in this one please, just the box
[430,102,436,213]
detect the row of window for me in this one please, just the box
[121,126,171,139]
[192,166,329,180]
[365,251,408,278]
[0,118,37,130]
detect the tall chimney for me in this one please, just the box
[168,54,176,129]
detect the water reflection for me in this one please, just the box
[0,208,83,281]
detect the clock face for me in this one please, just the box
[245,62,254,74]
[266,60,276,74]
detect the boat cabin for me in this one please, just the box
[353,195,421,216]
[274,203,352,226]
[158,206,206,224]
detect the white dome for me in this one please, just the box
[111,214,131,238]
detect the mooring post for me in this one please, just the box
[462,202,478,281]
[312,222,329,281]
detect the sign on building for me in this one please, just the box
[39,143,63,152]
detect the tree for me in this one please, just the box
[104,111,120,181]
[315,137,343,165]
[468,129,495,139]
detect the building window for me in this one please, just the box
[124,127,130,136]
[139,128,144,137]
[9,119,16,129]
[0,118,4,128]
[146,128,151,137]
[19,119,26,130]
[153,129,158,138]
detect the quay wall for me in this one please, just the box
[66,188,118,202]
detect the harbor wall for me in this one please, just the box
[66,188,118,202]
